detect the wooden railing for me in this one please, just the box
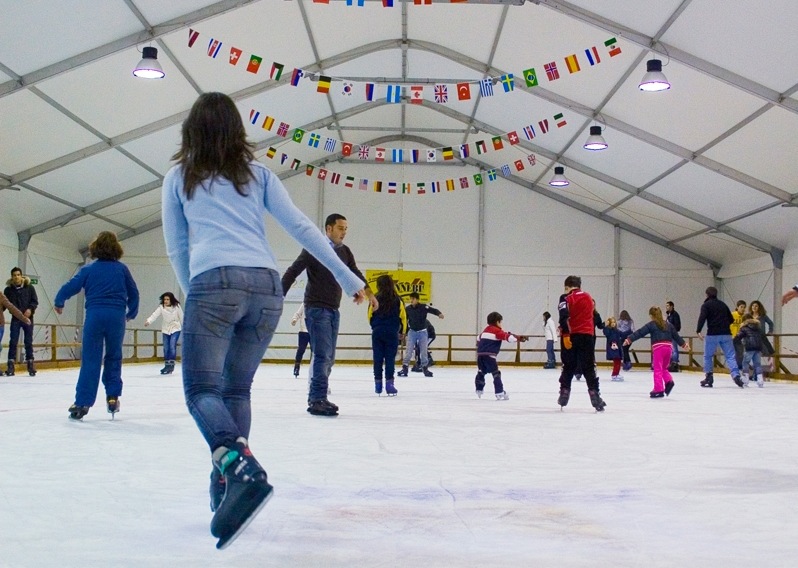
[21,325,798,381]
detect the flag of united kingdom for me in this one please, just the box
[434,84,448,103]
[358,145,370,160]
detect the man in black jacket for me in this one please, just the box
[696,287,742,388]
[4,267,38,376]
[282,214,376,416]
[666,301,682,372]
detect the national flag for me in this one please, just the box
[426,149,436,162]
[410,149,420,163]
[605,37,622,57]
[262,115,274,131]
[392,148,403,162]
[523,125,536,140]
[330,172,341,184]
[318,169,328,180]
[347,0,366,5]
[584,46,601,66]
[479,78,494,97]
[527,154,537,166]
[373,181,382,193]
[314,0,330,3]
[358,145,370,159]
[229,47,242,66]
[473,173,483,186]
[417,182,426,194]
[459,177,469,189]
[290,159,301,170]
[292,128,305,143]
[188,29,199,48]
[538,119,549,134]
[365,83,375,101]
[266,147,276,159]
[410,85,423,104]
[402,183,411,194]
[514,160,524,172]
[507,131,519,145]
[207,39,222,58]
[375,148,386,162]
[475,140,487,154]
[446,179,455,192]
[246,55,262,73]
[324,138,337,152]
[523,67,538,87]
[414,0,432,4]
[499,73,514,92]
[270,62,284,80]
[565,54,581,74]
[290,68,304,86]
[387,182,397,193]
[383,0,394,5]
[280,153,288,165]
[554,112,567,128]
[487,169,497,181]
[386,84,401,103]
[342,142,353,156]
[544,61,560,81]
[442,147,454,160]
[306,165,315,176]
[431,181,440,193]
[434,84,448,103]
[359,178,368,191]
[277,122,290,137]
[492,136,503,151]
[456,82,471,101]
[342,82,353,96]
[308,133,321,148]
[249,110,260,125]
[501,164,511,177]
[345,176,355,188]
[317,75,331,93]
[459,144,469,159]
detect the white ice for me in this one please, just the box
[1,364,797,568]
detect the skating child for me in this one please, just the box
[623,306,687,398]
[144,291,183,375]
[543,311,558,369]
[735,318,764,387]
[368,275,407,396]
[475,312,528,400]
[602,317,624,381]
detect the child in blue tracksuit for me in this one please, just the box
[368,274,407,396]
[603,317,624,381]
[54,231,139,420]
[475,311,528,400]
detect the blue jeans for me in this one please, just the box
[671,340,679,363]
[74,307,126,407]
[402,328,429,367]
[546,339,555,363]
[372,326,399,380]
[163,331,180,361]
[182,267,283,452]
[703,334,740,376]
[8,318,34,361]
[741,350,762,378]
[305,306,340,403]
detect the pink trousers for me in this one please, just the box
[651,342,673,392]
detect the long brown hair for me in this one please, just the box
[650,306,667,330]
[171,92,255,199]
[373,275,399,313]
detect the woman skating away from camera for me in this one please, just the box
[162,92,370,549]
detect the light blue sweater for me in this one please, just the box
[162,162,365,297]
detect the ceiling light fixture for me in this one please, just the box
[638,59,670,92]
[548,166,569,187]
[133,47,165,79]
[583,125,608,151]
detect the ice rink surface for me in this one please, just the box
[1,363,797,568]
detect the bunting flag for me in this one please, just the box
[342,82,353,95]
[290,68,304,86]
[457,82,471,101]
[544,62,560,81]
[318,168,327,180]
[277,122,289,137]
[262,115,274,131]
[426,149,436,162]
[308,133,321,148]
[523,68,538,87]
[208,39,222,58]
[459,177,469,189]
[373,181,382,193]
[229,47,242,66]
[414,0,432,4]
[402,182,411,194]
[342,142,353,156]
[434,84,448,103]
[442,147,454,160]
[270,62,284,80]
[306,165,315,176]
[386,84,401,103]
[383,0,394,5]
[324,137,337,152]
[431,181,440,194]
[554,113,567,128]
[330,172,341,184]
[249,110,260,125]
[410,149,420,163]
[584,46,601,66]
[476,140,487,154]
[387,182,397,193]
[507,131,520,145]
[538,119,549,134]
[501,164,511,177]
[280,153,288,165]
[345,176,355,188]
[487,169,497,181]
[417,182,426,194]
[375,148,386,162]
[446,179,455,192]
[527,154,537,165]
[499,74,514,92]
[266,147,276,159]
[188,29,199,48]
[365,83,375,101]
[292,128,305,143]
[410,85,423,103]
[479,78,494,97]
[290,159,301,170]
[523,125,536,140]
[246,55,262,73]
[392,148,403,163]
[346,0,365,5]
[358,145,370,159]
[473,173,483,186]
[605,37,622,57]
[514,160,525,172]
[492,136,504,151]
[459,144,469,159]
[317,75,331,93]
[565,54,581,74]
[359,178,369,191]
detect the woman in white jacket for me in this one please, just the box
[543,311,559,369]
[144,291,184,374]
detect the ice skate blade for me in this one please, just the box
[215,487,273,550]
[386,393,397,397]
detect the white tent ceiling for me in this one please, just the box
[1,0,796,270]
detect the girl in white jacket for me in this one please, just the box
[144,292,184,374]
[543,311,559,369]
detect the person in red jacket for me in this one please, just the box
[557,275,606,411]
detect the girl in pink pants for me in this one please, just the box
[624,306,688,398]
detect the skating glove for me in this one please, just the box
[563,336,572,349]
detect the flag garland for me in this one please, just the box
[186,27,623,101]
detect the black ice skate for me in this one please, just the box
[26,360,36,376]
[5,360,14,376]
[68,404,90,421]
[307,399,339,416]
[664,380,675,396]
[209,468,226,512]
[165,360,175,374]
[700,373,714,388]
[649,390,665,398]
[293,363,300,378]
[385,379,398,396]
[411,364,422,373]
[422,366,433,377]
[375,378,383,395]
[106,396,120,419]
[397,365,409,377]
[159,362,169,375]
[210,440,273,550]
[588,389,606,412]
[732,374,745,388]
[557,388,571,409]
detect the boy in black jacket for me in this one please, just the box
[735,318,764,387]
[398,293,443,377]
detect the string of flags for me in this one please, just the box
[262,144,539,195]
[188,28,623,102]
[248,106,567,162]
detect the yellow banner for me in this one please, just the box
[365,270,432,304]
